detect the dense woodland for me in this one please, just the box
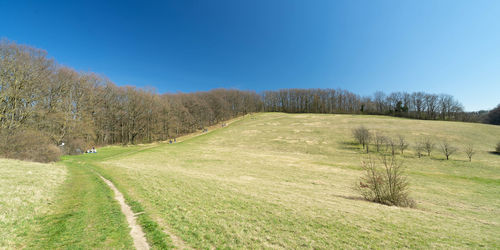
[0,40,497,162]
[0,40,262,161]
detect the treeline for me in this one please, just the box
[0,40,261,161]
[0,39,495,162]
[262,89,482,122]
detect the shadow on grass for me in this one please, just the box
[488,151,500,156]
[333,194,366,201]
[338,141,361,150]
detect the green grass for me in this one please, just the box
[66,144,175,249]
[87,113,500,248]
[0,159,66,248]
[3,113,500,248]
[27,158,135,249]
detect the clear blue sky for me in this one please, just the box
[1,0,499,111]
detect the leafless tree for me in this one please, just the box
[373,132,387,152]
[386,138,397,156]
[414,140,425,158]
[398,135,409,155]
[464,144,475,162]
[423,137,434,156]
[440,140,457,160]
[352,126,371,150]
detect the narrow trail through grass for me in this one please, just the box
[94,113,500,248]
[99,174,149,250]
[28,160,134,249]
[25,113,497,248]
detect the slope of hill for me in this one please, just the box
[0,159,66,248]
[87,113,500,248]
[2,113,499,248]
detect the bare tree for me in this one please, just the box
[352,126,371,150]
[373,132,387,152]
[414,140,424,158]
[398,135,409,155]
[440,141,457,160]
[386,138,397,156]
[464,144,475,162]
[423,137,434,156]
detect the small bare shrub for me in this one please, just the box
[423,137,434,156]
[398,135,409,155]
[352,126,371,151]
[440,140,457,160]
[373,132,387,152]
[386,138,397,156]
[356,155,415,207]
[464,144,475,162]
[414,140,424,158]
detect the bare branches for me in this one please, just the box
[414,140,424,158]
[398,135,409,155]
[464,144,475,162]
[423,137,434,156]
[373,132,387,153]
[357,155,414,207]
[352,126,371,152]
[440,141,457,160]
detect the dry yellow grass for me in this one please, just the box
[82,113,500,248]
[0,159,66,248]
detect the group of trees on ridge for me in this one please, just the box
[262,89,481,122]
[0,39,498,162]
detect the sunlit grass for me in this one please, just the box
[0,159,66,248]
[78,113,500,248]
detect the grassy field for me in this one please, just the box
[2,112,500,248]
[86,113,500,248]
[28,158,135,249]
[0,155,137,248]
[0,159,66,248]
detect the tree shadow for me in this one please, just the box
[488,151,500,156]
[333,194,366,201]
[338,141,361,150]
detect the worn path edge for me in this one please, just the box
[99,175,150,250]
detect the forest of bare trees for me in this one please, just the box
[262,89,480,122]
[0,39,491,162]
[0,40,262,161]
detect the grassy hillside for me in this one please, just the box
[0,157,135,248]
[0,159,66,248]
[3,113,499,248]
[84,113,500,248]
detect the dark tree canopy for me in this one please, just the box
[485,104,500,125]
